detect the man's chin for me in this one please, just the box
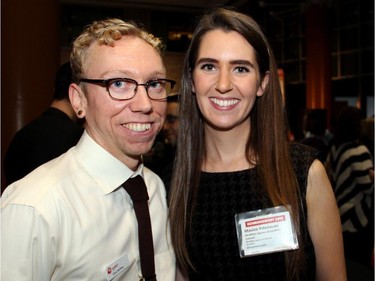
[132,143,155,156]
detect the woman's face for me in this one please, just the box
[192,29,268,132]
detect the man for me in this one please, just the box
[162,93,180,148]
[1,18,176,280]
[3,62,84,188]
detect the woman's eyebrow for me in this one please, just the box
[230,59,255,68]
[196,57,217,64]
[196,57,255,68]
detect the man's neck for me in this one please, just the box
[50,99,77,121]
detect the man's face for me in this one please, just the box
[75,36,167,170]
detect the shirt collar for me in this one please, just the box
[74,131,144,194]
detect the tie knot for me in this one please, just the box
[123,175,149,202]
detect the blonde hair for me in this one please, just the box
[70,18,164,82]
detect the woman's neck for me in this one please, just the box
[202,125,254,172]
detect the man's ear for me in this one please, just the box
[69,83,86,118]
[256,71,269,97]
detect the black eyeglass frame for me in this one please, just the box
[80,77,176,101]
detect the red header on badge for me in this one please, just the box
[245,215,286,227]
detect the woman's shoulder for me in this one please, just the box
[289,142,317,167]
[288,142,317,191]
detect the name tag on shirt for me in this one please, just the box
[105,253,130,281]
[235,205,299,257]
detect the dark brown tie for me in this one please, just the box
[123,175,156,281]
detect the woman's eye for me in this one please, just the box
[235,66,250,73]
[201,64,215,71]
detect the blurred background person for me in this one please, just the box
[163,93,179,147]
[145,93,179,177]
[161,93,179,163]
[325,106,374,269]
[3,62,84,188]
[299,109,332,162]
[360,116,374,164]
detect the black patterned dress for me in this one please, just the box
[187,144,316,281]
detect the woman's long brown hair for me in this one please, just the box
[168,7,305,280]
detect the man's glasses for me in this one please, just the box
[80,77,176,101]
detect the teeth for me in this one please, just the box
[124,123,151,132]
[210,98,239,107]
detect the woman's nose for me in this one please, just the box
[215,70,233,93]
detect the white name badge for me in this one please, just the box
[235,205,299,257]
[105,253,130,281]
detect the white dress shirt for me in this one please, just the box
[1,131,176,281]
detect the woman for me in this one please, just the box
[168,7,346,281]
